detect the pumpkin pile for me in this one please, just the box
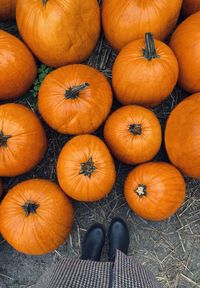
[1,0,200,256]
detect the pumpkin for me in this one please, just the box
[38,64,112,135]
[112,33,179,107]
[165,93,200,178]
[16,0,100,68]
[0,0,16,21]
[182,0,200,17]
[0,179,3,197]
[0,103,47,177]
[125,162,186,221]
[0,30,37,100]
[104,106,162,165]
[0,179,74,255]
[57,135,116,202]
[170,12,200,93]
[102,0,182,51]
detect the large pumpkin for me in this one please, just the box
[170,12,200,93]
[0,0,16,21]
[165,93,200,178]
[57,135,116,202]
[38,64,112,135]
[112,33,179,107]
[182,0,200,17]
[0,104,47,177]
[104,106,162,165]
[16,0,100,68]
[0,30,37,100]
[0,179,74,255]
[125,162,186,221]
[102,0,182,51]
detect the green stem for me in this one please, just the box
[129,124,142,135]
[80,157,96,178]
[0,131,11,147]
[135,184,147,197]
[143,33,160,61]
[22,202,40,216]
[65,83,89,100]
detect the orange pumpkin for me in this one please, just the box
[0,179,74,255]
[16,0,100,68]
[0,0,16,21]
[182,0,200,17]
[0,104,47,177]
[112,33,179,107]
[170,12,200,93]
[165,93,200,178]
[0,30,37,100]
[125,162,186,221]
[104,106,162,165]
[102,0,182,51]
[57,135,116,202]
[38,64,113,135]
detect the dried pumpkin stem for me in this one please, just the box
[42,0,48,5]
[129,124,142,135]
[65,83,89,100]
[80,157,96,178]
[22,201,40,216]
[143,32,160,61]
[0,131,11,147]
[135,184,147,197]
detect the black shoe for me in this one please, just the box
[80,223,106,261]
[108,217,129,262]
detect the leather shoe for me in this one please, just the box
[81,223,106,261]
[108,217,129,261]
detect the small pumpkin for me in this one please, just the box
[57,135,116,202]
[104,106,162,165]
[165,93,200,178]
[0,179,74,255]
[16,0,100,68]
[170,12,200,93]
[0,30,37,100]
[182,0,200,17]
[38,64,112,135]
[0,104,47,177]
[112,33,179,107]
[125,162,186,221]
[0,0,16,21]
[102,0,182,51]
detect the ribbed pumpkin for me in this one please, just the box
[170,12,200,93]
[0,104,47,177]
[102,0,182,51]
[104,106,162,165]
[165,93,200,178]
[112,33,179,107]
[125,162,186,221]
[16,0,100,68]
[38,64,112,135]
[182,0,200,17]
[0,179,74,255]
[0,30,37,100]
[57,135,116,202]
[0,0,16,21]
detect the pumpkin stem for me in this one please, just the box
[129,124,142,135]
[42,0,48,5]
[22,201,40,216]
[0,131,11,147]
[80,157,96,178]
[65,83,89,100]
[143,33,160,61]
[135,184,147,197]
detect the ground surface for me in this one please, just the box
[0,12,200,288]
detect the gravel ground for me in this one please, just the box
[0,9,200,288]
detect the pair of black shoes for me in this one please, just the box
[81,217,129,262]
